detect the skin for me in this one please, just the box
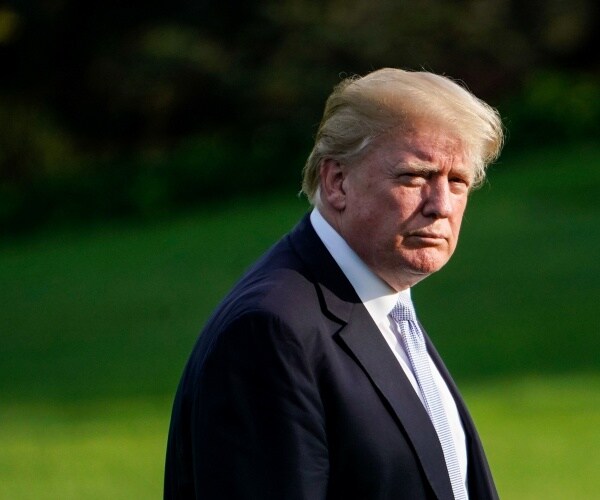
[319,121,474,291]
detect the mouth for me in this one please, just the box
[406,231,448,245]
[409,231,447,240]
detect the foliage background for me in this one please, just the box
[1,0,599,233]
[1,1,599,498]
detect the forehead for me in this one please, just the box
[366,122,474,173]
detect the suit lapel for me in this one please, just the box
[289,215,455,500]
[336,306,455,500]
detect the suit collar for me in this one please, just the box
[288,214,357,323]
[289,214,456,500]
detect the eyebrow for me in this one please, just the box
[402,160,438,174]
[397,160,474,180]
[394,160,439,175]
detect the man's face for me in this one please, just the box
[334,122,473,291]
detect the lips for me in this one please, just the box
[408,231,447,239]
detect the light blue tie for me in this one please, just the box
[390,298,468,500]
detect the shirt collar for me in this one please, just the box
[310,208,412,323]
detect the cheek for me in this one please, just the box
[355,194,392,227]
[396,191,425,221]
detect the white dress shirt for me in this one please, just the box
[310,208,469,491]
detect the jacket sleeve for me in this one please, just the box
[171,310,329,499]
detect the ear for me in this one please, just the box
[319,158,347,211]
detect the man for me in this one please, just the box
[165,68,504,499]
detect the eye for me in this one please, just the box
[449,176,471,191]
[397,174,421,186]
[397,171,428,185]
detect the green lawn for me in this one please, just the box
[1,377,598,499]
[467,375,600,499]
[0,398,170,499]
[1,142,599,498]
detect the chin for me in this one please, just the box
[402,253,450,276]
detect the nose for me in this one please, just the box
[422,179,452,219]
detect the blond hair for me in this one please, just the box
[301,68,504,204]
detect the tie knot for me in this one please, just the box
[390,298,417,323]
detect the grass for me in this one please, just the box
[0,398,170,499]
[0,193,309,401]
[1,142,599,498]
[466,375,600,499]
[1,378,598,499]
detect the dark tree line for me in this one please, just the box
[1,0,598,232]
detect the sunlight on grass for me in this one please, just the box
[0,398,171,500]
[0,376,598,499]
[465,375,600,499]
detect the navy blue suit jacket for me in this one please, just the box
[164,214,498,499]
